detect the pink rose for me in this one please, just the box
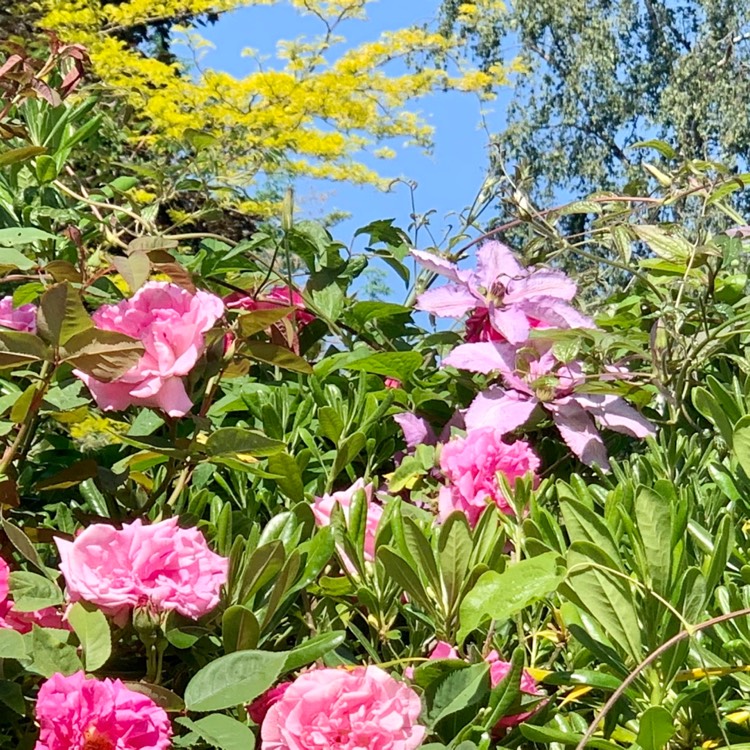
[312,479,383,567]
[55,518,228,623]
[0,558,67,634]
[0,295,36,333]
[225,285,314,328]
[438,428,540,526]
[34,671,171,750]
[248,682,293,725]
[261,666,425,750]
[75,281,224,417]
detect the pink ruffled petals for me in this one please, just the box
[55,518,228,622]
[34,671,172,750]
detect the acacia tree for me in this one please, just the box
[439,0,750,197]
[24,0,519,214]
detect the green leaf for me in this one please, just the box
[318,405,344,443]
[458,552,565,643]
[427,662,490,741]
[0,146,47,166]
[0,629,26,660]
[24,626,82,677]
[37,282,92,346]
[0,227,56,246]
[632,139,678,159]
[238,306,296,336]
[123,682,185,711]
[128,236,178,253]
[205,427,285,458]
[0,331,49,368]
[438,512,472,611]
[330,431,366,480]
[1,518,54,577]
[177,715,255,750]
[520,724,623,750]
[8,571,63,611]
[346,351,422,382]
[67,602,111,671]
[636,706,675,750]
[184,128,219,151]
[222,605,260,653]
[560,496,621,567]
[350,301,411,324]
[733,415,750,477]
[635,486,672,594]
[633,225,692,263]
[35,154,59,184]
[245,341,312,374]
[112,251,151,293]
[0,680,24,714]
[184,649,288,711]
[283,631,345,672]
[0,247,35,272]
[562,542,642,663]
[377,546,432,612]
[61,328,144,381]
[267,452,305,502]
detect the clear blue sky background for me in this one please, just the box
[195,1,516,255]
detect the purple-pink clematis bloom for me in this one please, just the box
[444,342,655,470]
[413,242,593,344]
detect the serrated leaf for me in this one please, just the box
[0,331,48,368]
[61,328,144,381]
[184,649,288,711]
[37,282,92,346]
[112,250,151,292]
[238,306,296,336]
[8,571,63,611]
[245,341,312,374]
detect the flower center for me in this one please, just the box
[83,726,115,750]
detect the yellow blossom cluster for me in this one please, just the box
[37,0,520,196]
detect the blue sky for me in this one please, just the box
[195,1,516,254]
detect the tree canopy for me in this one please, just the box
[26,0,520,213]
[439,0,750,197]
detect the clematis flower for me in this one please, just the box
[75,282,225,417]
[412,242,593,344]
[438,428,540,526]
[0,558,66,634]
[260,666,425,750]
[444,341,655,471]
[34,671,171,750]
[407,642,541,728]
[0,295,36,333]
[55,518,228,624]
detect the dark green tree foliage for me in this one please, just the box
[439,0,750,196]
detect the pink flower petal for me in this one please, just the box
[443,341,517,375]
[574,394,656,438]
[489,305,531,344]
[411,248,465,283]
[504,271,577,303]
[476,240,524,284]
[464,387,538,433]
[416,285,478,317]
[547,399,610,469]
[393,413,436,448]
